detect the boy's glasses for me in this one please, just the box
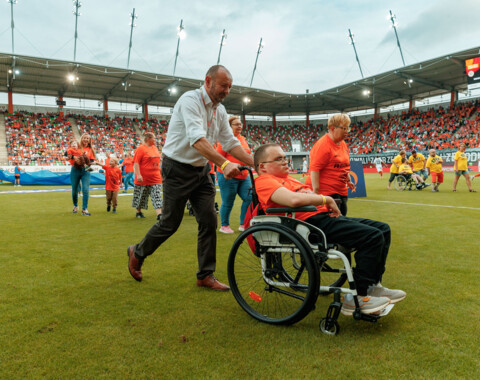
[262,156,288,164]
[335,125,351,132]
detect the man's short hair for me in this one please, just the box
[411,150,417,154]
[254,143,280,172]
[206,65,232,81]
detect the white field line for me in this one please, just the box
[351,198,480,211]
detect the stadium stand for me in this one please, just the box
[5,112,75,165]
[74,115,141,158]
[2,100,479,165]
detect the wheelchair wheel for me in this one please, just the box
[319,318,340,336]
[227,223,319,325]
[394,175,407,191]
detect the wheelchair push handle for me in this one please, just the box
[237,166,252,173]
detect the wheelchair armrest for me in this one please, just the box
[266,206,317,214]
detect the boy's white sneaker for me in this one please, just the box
[341,295,390,316]
[367,283,406,304]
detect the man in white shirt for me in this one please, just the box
[127,65,254,291]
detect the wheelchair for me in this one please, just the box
[394,174,422,191]
[227,167,393,335]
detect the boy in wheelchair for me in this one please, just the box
[399,158,428,190]
[254,143,406,315]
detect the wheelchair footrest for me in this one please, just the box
[352,303,394,322]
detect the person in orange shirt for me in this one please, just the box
[132,132,163,219]
[121,151,135,193]
[254,143,406,314]
[306,113,355,215]
[96,156,122,213]
[69,134,96,215]
[216,116,252,233]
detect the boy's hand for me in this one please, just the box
[324,196,341,218]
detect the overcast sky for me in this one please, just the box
[1,0,480,94]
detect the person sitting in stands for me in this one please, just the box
[253,143,406,315]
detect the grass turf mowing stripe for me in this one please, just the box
[351,198,480,211]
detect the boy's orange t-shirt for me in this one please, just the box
[308,134,350,196]
[216,135,251,180]
[67,147,83,166]
[255,174,328,221]
[102,165,123,191]
[123,157,134,173]
[133,144,162,185]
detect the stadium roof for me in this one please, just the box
[1,46,479,116]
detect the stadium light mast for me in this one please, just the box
[173,19,186,76]
[217,29,227,65]
[7,0,17,54]
[72,0,81,62]
[348,29,364,78]
[127,8,137,69]
[250,37,264,87]
[389,10,406,66]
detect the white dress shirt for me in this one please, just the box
[162,86,240,167]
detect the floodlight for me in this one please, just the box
[243,96,251,104]
[177,25,186,40]
[14,69,19,75]
[363,89,370,96]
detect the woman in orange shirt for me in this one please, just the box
[132,132,163,219]
[69,134,96,215]
[306,113,355,216]
[216,116,252,233]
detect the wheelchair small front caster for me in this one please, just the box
[319,318,340,336]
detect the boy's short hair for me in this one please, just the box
[254,143,280,172]
[143,132,155,142]
[328,113,351,129]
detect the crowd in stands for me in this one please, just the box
[3,99,480,166]
[244,123,324,151]
[5,112,75,165]
[345,100,480,154]
[137,118,169,148]
[74,115,141,159]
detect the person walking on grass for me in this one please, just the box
[132,132,163,220]
[96,157,122,214]
[452,143,476,192]
[14,163,24,186]
[426,149,443,192]
[127,65,253,291]
[216,116,252,234]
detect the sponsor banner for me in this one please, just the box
[351,148,480,165]
[0,169,106,185]
[0,165,71,173]
[348,160,366,198]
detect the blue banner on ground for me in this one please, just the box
[348,160,366,198]
[0,170,106,185]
